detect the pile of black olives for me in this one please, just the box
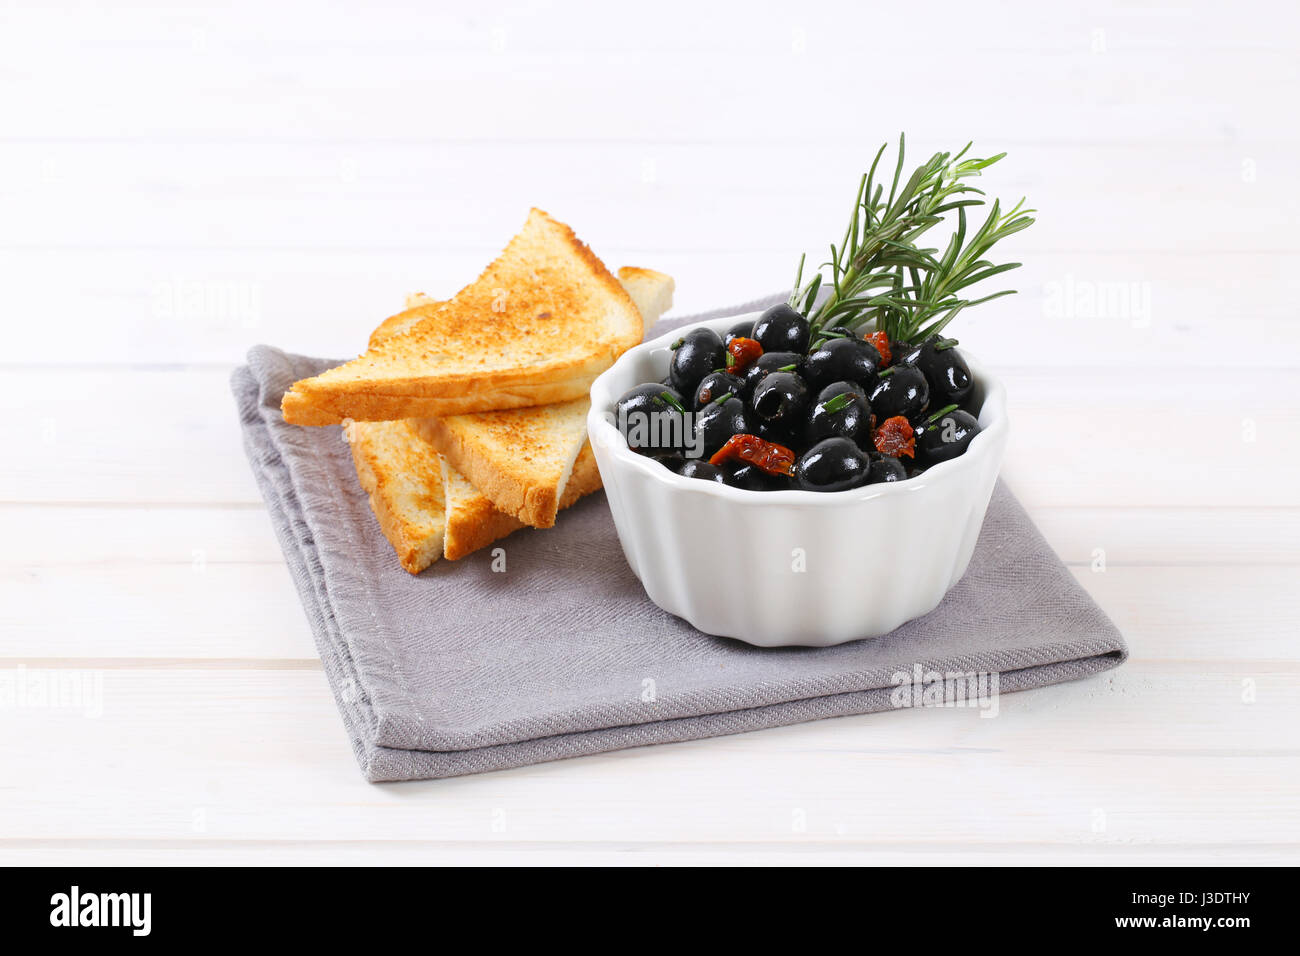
[615,303,984,492]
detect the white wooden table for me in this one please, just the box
[3,1,1297,866]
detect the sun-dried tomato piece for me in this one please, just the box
[865,330,892,366]
[725,336,763,374]
[873,415,916,459]
[708,433,795,476]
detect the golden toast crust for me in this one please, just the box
[282,370,597,424]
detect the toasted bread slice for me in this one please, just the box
[617,266,675,327]
[438,463,525,562]
[344,419,446,574]
[346,418,603,571]
[367,292,436,346]
[440,441,602,560]
[347,270,672,570]
[372,268,672,529]
[410,399,590,529]
[282,208,643,425]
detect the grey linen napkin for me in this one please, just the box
[232,297,1126,782]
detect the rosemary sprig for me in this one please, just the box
[790,135,1035,345]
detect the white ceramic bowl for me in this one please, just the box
[587,313,1009,647]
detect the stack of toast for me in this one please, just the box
[281,208,674,573]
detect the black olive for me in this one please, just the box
[869,363,930,421]
[914,409,982,466]
[756,418,799,449]
[821,380,867,400]
[959,395,983,419]
[804,381,871,447]
[725,320,756,346]
[738,351,803,401]
[615,383,687,455]
[866,456,907,484]
[678,459,727,483]
[809,326,860,352]
[804,336,882,393]
[738,363,767,401]
[888,340,914,369]
[692,370,744,410]
[722,461,790,491]
[751,371,810,427]
[898,336,973,407]
[757,350,805,374]
[669,327,726,396]
[821,326,861,340]
[752,303,810,354]
[792,437,871,492]
[694,396,754,459]
[653,451,686,471]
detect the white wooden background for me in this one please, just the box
[2,0,1298,866]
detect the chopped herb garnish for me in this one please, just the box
[925,403,959,423]
[670,337,685,350]
[777,363,797,372]
[711,391,735,405]
[821,392,856,414]
[659,391,686,413]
